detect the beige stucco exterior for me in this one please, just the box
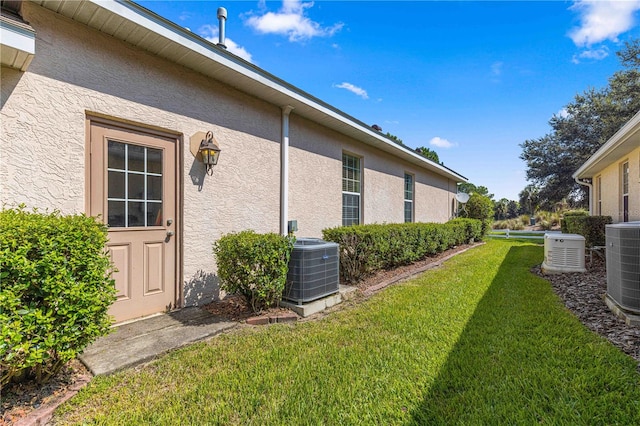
[1,2,465,315]
[593,146,640,222]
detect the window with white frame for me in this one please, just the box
[622,161,629,222]
[404,173,414,223]
[342,153,361,226]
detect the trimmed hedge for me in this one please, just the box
[322,219,482,284]
[561,215,613,247]
[1,208,116,385]
[560,210,588,233]
[213,231,295,313]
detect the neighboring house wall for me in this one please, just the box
[595,146,640,223]
[1,3,463,317]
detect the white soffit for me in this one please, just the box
[0,11,36,71]
[32,0,467,182]
[573,111,640,179]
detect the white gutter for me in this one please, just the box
[574,176,593,215]
[0,12,36,71]
[280,106,294,236]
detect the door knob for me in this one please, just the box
[167,231,175,237]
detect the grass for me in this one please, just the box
[53,240,640,425]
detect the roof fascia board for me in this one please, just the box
[573,111,640,179]
[0,13,36,70]
[41,0,467,182]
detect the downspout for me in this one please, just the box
[575,176,593,215]
[280,105,294,235]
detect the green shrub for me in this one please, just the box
[535,211,549,223]
[562,215,612,247]
[560,210,588,233]
[461,194,494,236]
[322,219,482,284]
[448,218,483,243]
[492,219,524,230]
[213,231,294,313]
[1,207,116,385]
[538,220,552,231]
[519,215,531,226]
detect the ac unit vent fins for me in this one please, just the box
[606,222,640,314]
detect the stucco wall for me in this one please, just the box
[595,146,640,222]
[1,3,461,309]
[1,3,282,306]
[288,116,456,237]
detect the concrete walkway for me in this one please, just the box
[79,307,237,376]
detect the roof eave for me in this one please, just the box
[31,0,468,182]
[573,110,640,179]
[0,8,36,71]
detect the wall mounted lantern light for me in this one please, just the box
[191,131,221,175]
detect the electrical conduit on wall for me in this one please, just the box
[281,105,294,235]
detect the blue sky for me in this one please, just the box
[138,0,640,201]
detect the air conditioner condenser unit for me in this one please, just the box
[606,222,640,314]
[542,233,586,274]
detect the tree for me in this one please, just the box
[457,182,494,200]
[461,193,494,235]
[385,132,404,146]
[383,131,442,164]
[518,184,540,215]
[494,198,509,220]
[520,39,640,208]
[507,200,519,219]
[414,146,440,164]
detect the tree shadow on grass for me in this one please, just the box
[410,245,640,425]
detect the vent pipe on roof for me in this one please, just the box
[217,7,227,49]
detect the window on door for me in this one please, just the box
[107,140,163,227]
[404,173,414,223]
[622,161,629,222]
[342,153,361,226]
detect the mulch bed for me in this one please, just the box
[3,242,639,424]
[534,256,640,365]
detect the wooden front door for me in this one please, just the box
[89,121,178,323]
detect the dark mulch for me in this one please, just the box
[1,359,90,425]
[200,294,293,322]
[534,256,640,365]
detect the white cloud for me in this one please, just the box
[569,0,640,46]
[199,25,254,63]
[245,0,344,42]
[430,137,457,149]
[572,46,610,64]
[491,61,503,76]
[557,108,570,119]
[334,82,368,99]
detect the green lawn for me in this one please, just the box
[54,240,640,425]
